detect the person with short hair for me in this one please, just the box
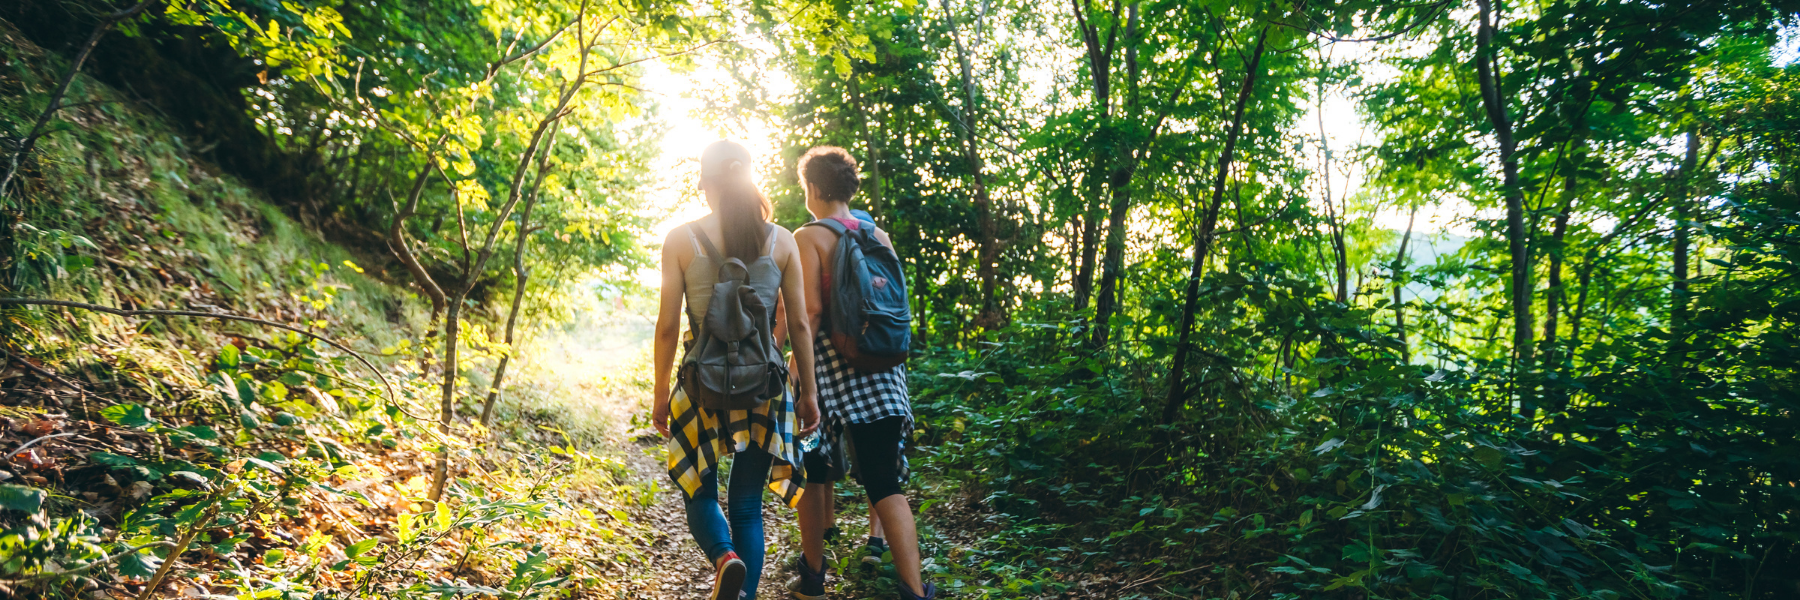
[786,146,934,600]
[654,140,821,600]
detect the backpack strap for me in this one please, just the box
[804,218,849,237]
[690,223,724,260]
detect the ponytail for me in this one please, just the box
[701,141,771,262]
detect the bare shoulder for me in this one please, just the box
[662,222,698,270]
[792,222,834,250]
[662,224,692,255]
[872,227,896,249]
[768,224,798,250]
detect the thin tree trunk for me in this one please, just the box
[1671,128,1700,328]
[1474,0,1533,370]
[1163,26,1269,425]
[1090,169,1133,347]
[1073,197,1102,312]
[938,0,1004,329]
[848,74,886,219]
[389,156,450,320]
[1542,164,1577,351]
[1317,60,1348,303]
[1393,206,1417,363]
[480,128,560,425]
[1070,0,1119,321]
[1089,2,1142,348]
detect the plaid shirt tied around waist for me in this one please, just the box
[665,384,807,507]
[812,332,912,483]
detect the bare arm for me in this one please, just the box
[796,226,831,334]
[776,227,820,436]
[651,227,688,436]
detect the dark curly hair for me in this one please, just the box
[797,146,861,203]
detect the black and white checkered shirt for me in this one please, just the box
[811,332,912,483]
[815,332,911,423]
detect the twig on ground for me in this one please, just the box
[0,345,90,397]
[1119,566,1210,591]
[6,432,78,460]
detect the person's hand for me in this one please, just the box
[652,395,672,438]
[796,392,821,438]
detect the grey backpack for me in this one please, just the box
[678,224,788,411]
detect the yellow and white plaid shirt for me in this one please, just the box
[665,384,807,507]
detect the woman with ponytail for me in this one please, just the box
[653,140,821,600]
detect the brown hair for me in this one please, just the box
[797,146,860,204]
[700,140,771,261]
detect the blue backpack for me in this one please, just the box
[807,217,912,371]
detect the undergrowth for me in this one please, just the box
[0,20,661,599]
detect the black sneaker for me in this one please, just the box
[784,555,827,600]
[899,582,936,600]
[859,537,889,566]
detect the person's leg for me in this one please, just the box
[725,447,775,599]
[848,418,926,597]
[872,495,923,592]
[798,481,834,571]
[685,466,732,564]
[686,464,747,600]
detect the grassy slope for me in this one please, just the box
[0,22,413,356]
[1,21,673,600]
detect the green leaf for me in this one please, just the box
[218,344,240,368]
[179,425,220,441]
[90,452,140,467]
[0,484,47,512]
[261,381,289,402]
[397,513,416,544]
[100,404,156,428]
[1473,446,1504,468]
[118,547,163,577]
[345,538,378,559]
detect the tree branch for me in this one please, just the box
[0,299,400,413]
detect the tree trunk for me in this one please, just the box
[1542,167,1577,350]
[1073,198,1102,313]
[1069,0,1118,322]
[1475,0,1534,376]
[1393,206,1417,364]
[1317,63,1349,304]
[1089,2,1142,349]
[1671,128,1700,327]
[480,129,561,425]
[1163,27,1269,425]
[937,0,1004,329]
[848,74,885,219]
[1090,169,1133,347]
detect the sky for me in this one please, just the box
[636,58,793,244]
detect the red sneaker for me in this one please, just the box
[712,551,747,600]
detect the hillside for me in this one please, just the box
[0,19,661,599]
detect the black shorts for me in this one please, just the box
[803,416,906,504]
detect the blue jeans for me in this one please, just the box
[686,446,773,599]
